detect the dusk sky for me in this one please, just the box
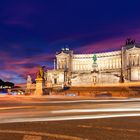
[0,0,140,84]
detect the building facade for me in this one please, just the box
[46,41,140,87]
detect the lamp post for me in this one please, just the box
[64,58,68,86]
[119,47,124,83]
[54,59,56,70]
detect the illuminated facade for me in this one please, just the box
[46,41,140,86]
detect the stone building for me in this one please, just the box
[46,40,140,87]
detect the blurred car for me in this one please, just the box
[9,91,24,95]
[66,93,76,96]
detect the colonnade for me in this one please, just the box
[127,54,140,66]
[72,57,121,71]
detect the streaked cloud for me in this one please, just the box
[75,28,140,54]
[0,50,54,83]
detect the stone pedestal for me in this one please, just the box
[35,78,45,96]
[92,62,99,85]
[26,83,32,94]
[92,62,98,71]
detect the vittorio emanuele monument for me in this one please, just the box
[26,38,140,95]
[47,38,140,85]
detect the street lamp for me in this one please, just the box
[64,58,68,86]
[119,47,124,83]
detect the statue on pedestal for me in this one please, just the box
[93,54,97,64]
[35,66,46,96]
[92,54,99,85]
[27,75,32,83]
[92,54,98,72]
[36,66,45,79]
[26,75,32,95]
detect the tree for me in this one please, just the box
[0,79,4,86]
[4,82,14,88]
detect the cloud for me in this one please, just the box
[0,50,54,84]
[75,28,140,54]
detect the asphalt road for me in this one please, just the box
[0,96,140,140]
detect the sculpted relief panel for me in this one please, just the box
[71,72,120,86]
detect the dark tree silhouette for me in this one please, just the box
[0,79,5,86]
[0,79,14,88]
[4,82,14,88]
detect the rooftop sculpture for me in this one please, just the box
[125,38,135,45]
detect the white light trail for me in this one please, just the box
[1,113,140,123]
[45,98,140,104]
[0,106,33,110]
[51,108,140,113]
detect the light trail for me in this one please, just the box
[0,106,34,110]
[1,113,140,123]
[0,98,140,124]
[51,108,140,113]
[17,98,140,104]
[43,98,140,104]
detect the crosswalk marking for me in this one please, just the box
[23,135,42,140]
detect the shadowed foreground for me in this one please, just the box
[0,117,140,140]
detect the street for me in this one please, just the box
[0,96,140,140]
